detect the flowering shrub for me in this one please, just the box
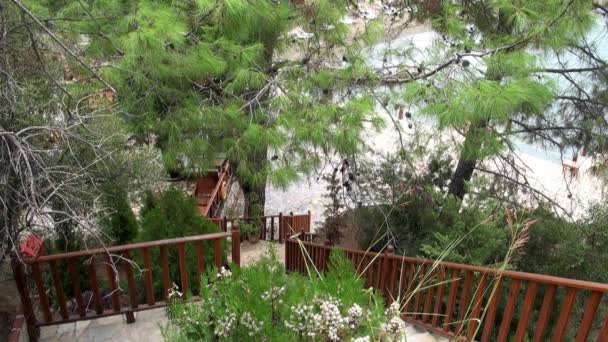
[163,247,412,341]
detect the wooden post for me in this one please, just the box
[278,212,284,243]
[231,224,241,268]
[381,245,394,302]
[223,216,228,232]
[290,211,294,236]
[11,257,39,342]
[307,210,311,234]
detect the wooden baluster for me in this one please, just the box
[380,246,393,301]
[323,240,332,273]
[443,269,461,332]
[497,279,521,341]
[177,243,188,296]
[388,255,398,300]
[122,250,138,323]
[142,248,155,306]
[398,261,408,302]
[11,258,39,341]
[67,258,86,317]
[49,260,69,319]
[422,269,436,324]
[87,257,103,314]
[575,291,602,342]
[160,245,171,302]
[431,268,446,327]
[412,264,426,321]
[214,238,222,268]
[456,270,474,334]
[552,287,577,342]
[532,284,556,342]
[466,274,488,340]
[270,216,275,242]
[279,212,284,243]
[514,282,539,341]
[598,314,608,342]
[32,263,52,322]
[405,263,417,315]
[481,278,504,342]
[104,253,121,313]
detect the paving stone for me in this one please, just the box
[95,315,123,326]
[56,322,75,337]
[39,325,58,340]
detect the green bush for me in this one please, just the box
[100,183,139,245]
[163,248,412,341]
[138,188,225,298]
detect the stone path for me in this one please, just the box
[39,309,166,342]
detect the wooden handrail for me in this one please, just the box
[285,238,608,341]
[25,232,232,263]
[200,161,230,217]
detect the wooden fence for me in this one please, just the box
[209,211,311,243]
[285,237,608,341]
[12,230,240,341]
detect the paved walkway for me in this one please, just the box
[39,309,166,342]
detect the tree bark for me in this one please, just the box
[448,121,487,199]
[241,156,267,218]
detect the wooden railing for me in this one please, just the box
[209,211,311,243]
[12,230,240,340]
[285,238,608,341]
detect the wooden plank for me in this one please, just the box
[514,282,538,341]
[214,238,222,268]
[431,268,446,327]
[67,259,86,317]
[497,279,521,341]
[480,278,503,342]
[104,254,121,312]
[32,263,53,322]
[443,269,461,332]
[160,246,171,301]
[123,251,138,309]
[532,284,556,342]
[552,287,577,342]
[575,291,602,342]
[49,260,69,319]
[456,270,473,334]
[142,248,155,306]
[422,269,436,323]
[412,264,426,321]
[87,258,103,314]
[178,244,188,295]
[466,273,488,340]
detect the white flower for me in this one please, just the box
[352,337,370,342]
[168,282,183,299]
[214,311,237,338]
[385,301,401,318]
[217,266,232,279]
[380,316,406,340]
[347,304,363,329]
[241,312,263,337]
[261,286,285,301]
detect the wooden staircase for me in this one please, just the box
[194,160,231,217]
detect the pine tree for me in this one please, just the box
[24,0,384,216]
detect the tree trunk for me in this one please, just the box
[448,121,486,199]
[241,146,268,217]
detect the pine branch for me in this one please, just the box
[11,0,115,92]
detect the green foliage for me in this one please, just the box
[138,188,224,297]
[100,183,138,245]
[163,249,399,341]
